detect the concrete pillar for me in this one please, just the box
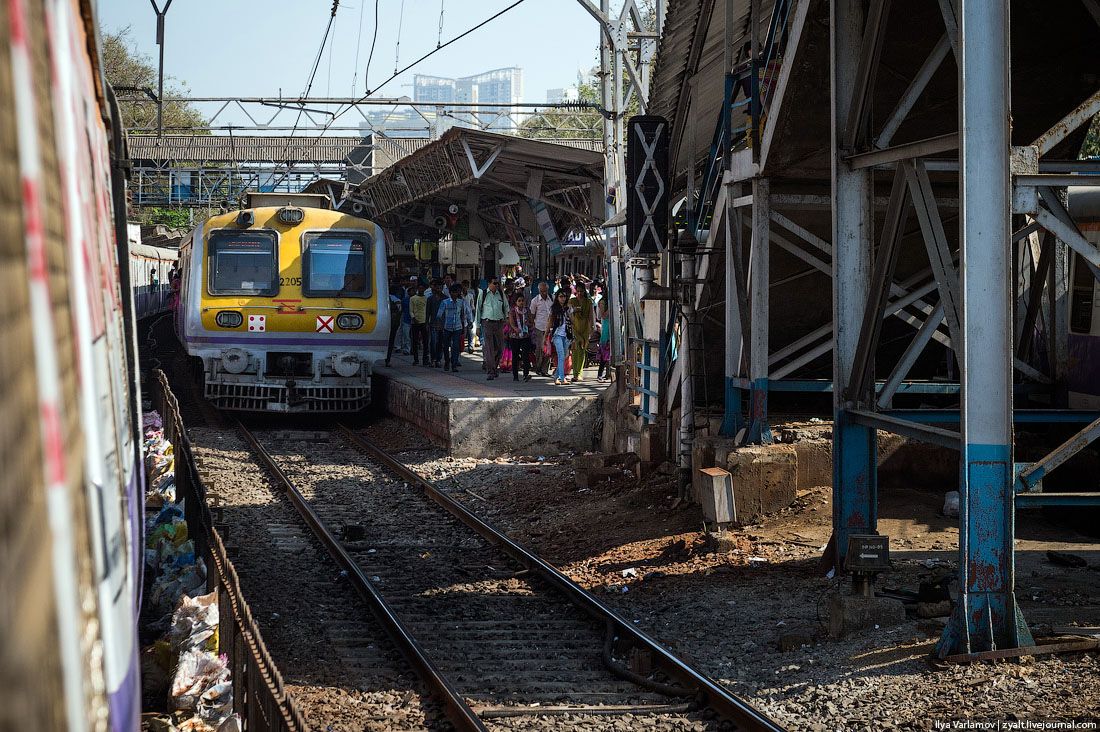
[747,177,771,443]
[938,0,1032,657]
[830,0,877,569]
[721,185,744,436]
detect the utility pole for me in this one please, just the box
[577,0,666,366]
[150,0,173,137]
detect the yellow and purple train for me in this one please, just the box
[175,193,391,412]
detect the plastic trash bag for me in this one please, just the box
[170,649,228,712]
[197,681,233,725]
[942,490,960,518]
[169,591,219,654]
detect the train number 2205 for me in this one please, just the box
[279,277,302,286]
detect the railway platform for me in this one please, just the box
[373,350,606,458]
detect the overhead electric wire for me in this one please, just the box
[363,0,381,95]
[394,0,406,74]
[437,0,445,47]
[369,0,527,99]
[314,0,530,136]
[353,0,381,98]
[280,0,340,180]
[350,0,366,96]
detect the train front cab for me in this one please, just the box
[177,205,389,412]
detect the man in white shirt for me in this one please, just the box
[478,278,508,380]
[528,280,554,377]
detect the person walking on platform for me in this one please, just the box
[409,284,429,365]
[462,280,476,353]
[508,292,533,381]
[568,282,594,382]
[596,297,611,382]
[528,281,553,377]
[397,276,416,353]
[426,279,446,368]
[478,277,508,380]
[547,289,572,385]
[437,284,468,372]
[384,282,403,367]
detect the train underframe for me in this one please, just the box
[200,349,373,412]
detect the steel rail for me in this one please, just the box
[235,421,488,732]
[336,424,786,732]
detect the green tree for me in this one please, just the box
[101,27,207,132]
[1082,115,1100,159]
[143,207,192,229]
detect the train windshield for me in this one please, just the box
[302,232,372,298]
[208,230,278,295]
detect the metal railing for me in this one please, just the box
[150,370,308,731]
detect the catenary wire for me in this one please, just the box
[299,0,529,160]
[350,0,367,96]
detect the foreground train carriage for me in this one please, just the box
[1,0,142,730]
[176,194,390,412]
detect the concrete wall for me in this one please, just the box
[374,371,601,458]
[448,394,600,457]
[692,433,958,525]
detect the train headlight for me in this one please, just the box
[333,352,361,377]
[277,206,305,225]
[215,310,243,328]
[336,313,364,330]
[220,348,250,374]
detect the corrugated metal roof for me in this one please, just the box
[127,132,599,165]
[127,135,371,163]
[649,0,775,175]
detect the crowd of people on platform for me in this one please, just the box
[384,271,611,385]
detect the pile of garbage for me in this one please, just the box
[140,410,239,732]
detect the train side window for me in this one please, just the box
[1069,252,1096,335]
[302,232,372,298]
[207,230,278,296]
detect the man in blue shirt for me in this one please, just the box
[425,279,446,367]
[397,276,415,353]
[384,282,404,367]
[436,284,468,372]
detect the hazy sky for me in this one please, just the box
[99,0,606,108]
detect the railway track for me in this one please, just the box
[237,422,784,731]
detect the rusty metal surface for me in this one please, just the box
[939,637,1100,665]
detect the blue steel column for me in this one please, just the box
[938,0,1032,656]
[830,0,877,568]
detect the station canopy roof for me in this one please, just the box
[347,127,607,246]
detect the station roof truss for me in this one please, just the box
[347,127,607,246]
[114,95,607,145]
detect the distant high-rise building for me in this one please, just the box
[546,87,579,104]
[413,67,524,130]
[413,75,456,104]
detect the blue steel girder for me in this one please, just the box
[832,408,877,569]
[938,444,1034,656]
